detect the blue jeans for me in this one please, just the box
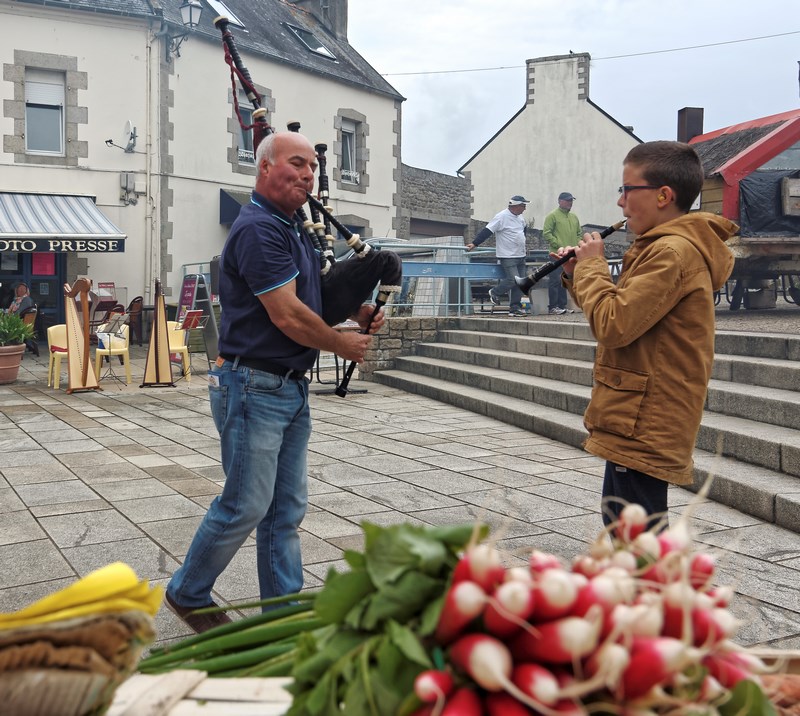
[495,257,526,311]
[548,265,567,310]
[167,361,310,607]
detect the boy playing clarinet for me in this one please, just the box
[557,141,736,528]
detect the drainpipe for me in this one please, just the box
[144,24,160,305]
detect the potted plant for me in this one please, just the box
[0,312,35,384]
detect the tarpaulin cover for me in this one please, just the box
[739,170,800,237]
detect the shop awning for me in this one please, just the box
[0,193,126,252]
[220,189,250,226]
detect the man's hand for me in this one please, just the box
[465,243,475,252]
[352,304,385,334]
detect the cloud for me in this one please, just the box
[349,0,799,173]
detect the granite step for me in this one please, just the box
[373,368,800,532]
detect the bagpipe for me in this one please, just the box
[215,15,402,395]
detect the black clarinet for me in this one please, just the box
[515,221,626,293]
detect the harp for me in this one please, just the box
[63,279,101,394]
[140,280,175,388]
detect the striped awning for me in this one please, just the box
[0,193,126,252]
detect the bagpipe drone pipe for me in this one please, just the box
[215,15,402,393]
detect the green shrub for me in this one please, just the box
[0,312,35,346]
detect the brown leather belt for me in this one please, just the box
[217,354,306,380]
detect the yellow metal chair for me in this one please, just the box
[94,324,131,384]
[47,324,68,389]
[167,320,191,381]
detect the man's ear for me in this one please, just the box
[657,187,673,205]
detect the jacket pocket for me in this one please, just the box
[585,364,649,438]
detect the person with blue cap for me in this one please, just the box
[466,195,530,316]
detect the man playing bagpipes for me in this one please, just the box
[165,131,385,633]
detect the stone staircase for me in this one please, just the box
[373,316,800,532]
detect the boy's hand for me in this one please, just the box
[574,231,606,262]
[552,247,578,277]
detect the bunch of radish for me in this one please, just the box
[409,505,770,715]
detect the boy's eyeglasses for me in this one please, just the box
[618,185,660,197]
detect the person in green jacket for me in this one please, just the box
[542,192,582,314]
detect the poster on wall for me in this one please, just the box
[32,253,56,275]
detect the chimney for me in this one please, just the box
[290,0,348,40]
[677,107,704,143]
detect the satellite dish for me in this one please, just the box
[123,120,137,153]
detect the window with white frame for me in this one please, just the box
[341,119,358,184]
[25,69,65,154]
[238,103,254,164]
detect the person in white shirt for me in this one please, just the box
[466,195,530,316]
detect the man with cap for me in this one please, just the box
[543,192,582,314]
[466,195,530,317]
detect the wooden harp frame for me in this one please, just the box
[140,279,175,388]
[63,278,101,394]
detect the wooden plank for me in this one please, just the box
[170,702,289,716]
[188,676,293,702]
[107,671,207,716]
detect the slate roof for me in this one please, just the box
[690,110,800,176]
[692,122,783,176]
[13,0,155,18]
[13,0,402,101]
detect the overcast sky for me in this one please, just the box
[347,0,799,175]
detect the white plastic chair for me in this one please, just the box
[47,324,68,389]
[167,320,191,381]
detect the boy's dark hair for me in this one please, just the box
[623,141,705,213]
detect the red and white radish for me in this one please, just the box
[511,662,560,705]
[483,580,536,638]
[435,580,487,644]
[453,544,506,592]
[688,552,716,590]
[510,608,602,664]
[448,634,560,713]
[531,568,578,620]
[616,503,649,543]
[617,637,694,701]
[441,686,483,716]
[414,669,455,704]
[529,550,563,574]
[484,692,534,716]
[571,568,635,620]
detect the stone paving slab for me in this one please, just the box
[1,348,800,654]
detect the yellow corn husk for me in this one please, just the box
[0,563,163,630]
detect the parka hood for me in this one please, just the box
[638,212,737,291]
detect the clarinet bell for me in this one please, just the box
[515,274,535,293]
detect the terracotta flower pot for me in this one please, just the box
[0,344,25,384]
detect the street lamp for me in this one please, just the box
[165,0,203,62]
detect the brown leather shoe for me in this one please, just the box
[165,592,233,634]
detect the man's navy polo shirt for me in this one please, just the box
[217,192,322,371]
